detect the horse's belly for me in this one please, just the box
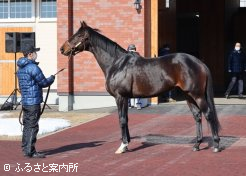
[132,80,165,98]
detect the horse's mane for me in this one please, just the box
[86,25,127,57]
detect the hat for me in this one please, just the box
[22,44,40,55]
[127,44,136,51]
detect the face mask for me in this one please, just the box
[235,47,240,51]
[32,52,37,61]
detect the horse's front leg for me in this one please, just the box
[115,96,130,154]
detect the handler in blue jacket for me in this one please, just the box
[225,42,246,99]
[17,44,55,158]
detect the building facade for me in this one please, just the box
[0,0,58,105]
[57,0,246,111]
[57,0,150,111]
[1,0,246,111]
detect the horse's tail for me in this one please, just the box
[205,66,221,134]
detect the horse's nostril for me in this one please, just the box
[60,48,64,53]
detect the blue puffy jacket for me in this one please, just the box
[17,57,55,105]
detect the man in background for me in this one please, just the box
[225,42,246,99]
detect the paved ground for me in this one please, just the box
[1,100,246,175]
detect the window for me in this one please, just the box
[240,0,246,7]
[0,0,8,19]
[0,0,33,20]
[0,0,57,21]
[10,0,32,18]
[40,0,56,18]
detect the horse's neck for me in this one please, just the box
[90,34,126,77]
[91,47,114,76]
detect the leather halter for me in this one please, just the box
[66,30,89,56]
[66,39,86,56]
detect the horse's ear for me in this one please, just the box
[80,21,87,28]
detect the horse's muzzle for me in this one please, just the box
[60,47,65,54]
[60,46,71,56]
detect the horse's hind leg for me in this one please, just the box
[194,97,220,152]
[186,98,203,151]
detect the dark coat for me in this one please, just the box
[17,57,55,105]
[228,50,246,73]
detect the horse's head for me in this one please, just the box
[60,21,90,56]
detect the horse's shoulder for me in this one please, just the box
[110,54,136,71]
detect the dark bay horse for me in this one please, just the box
[60,21,221,153]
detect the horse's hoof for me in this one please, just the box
[213,147,221,153]
[115,146,128,154]
[192,147,200,152]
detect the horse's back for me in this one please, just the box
[107,52,208,97]
[159,53,202,64]
[166,53,207,74]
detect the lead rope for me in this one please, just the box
[19,108,23,131]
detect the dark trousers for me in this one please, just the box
[22,104,41,156]
[225,73,244,95]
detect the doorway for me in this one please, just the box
[176,13,200,58]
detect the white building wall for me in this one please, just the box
[35,23,57,89]
[0,22,58,105]
[35,22,58,104]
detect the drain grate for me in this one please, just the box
[141,134,239,148]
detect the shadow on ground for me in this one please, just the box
[42,141,105,156]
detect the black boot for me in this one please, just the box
[225,93,229,99]
[24,152,46,158]
[31,152,46,158]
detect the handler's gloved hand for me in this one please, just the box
[50,75,55,81]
